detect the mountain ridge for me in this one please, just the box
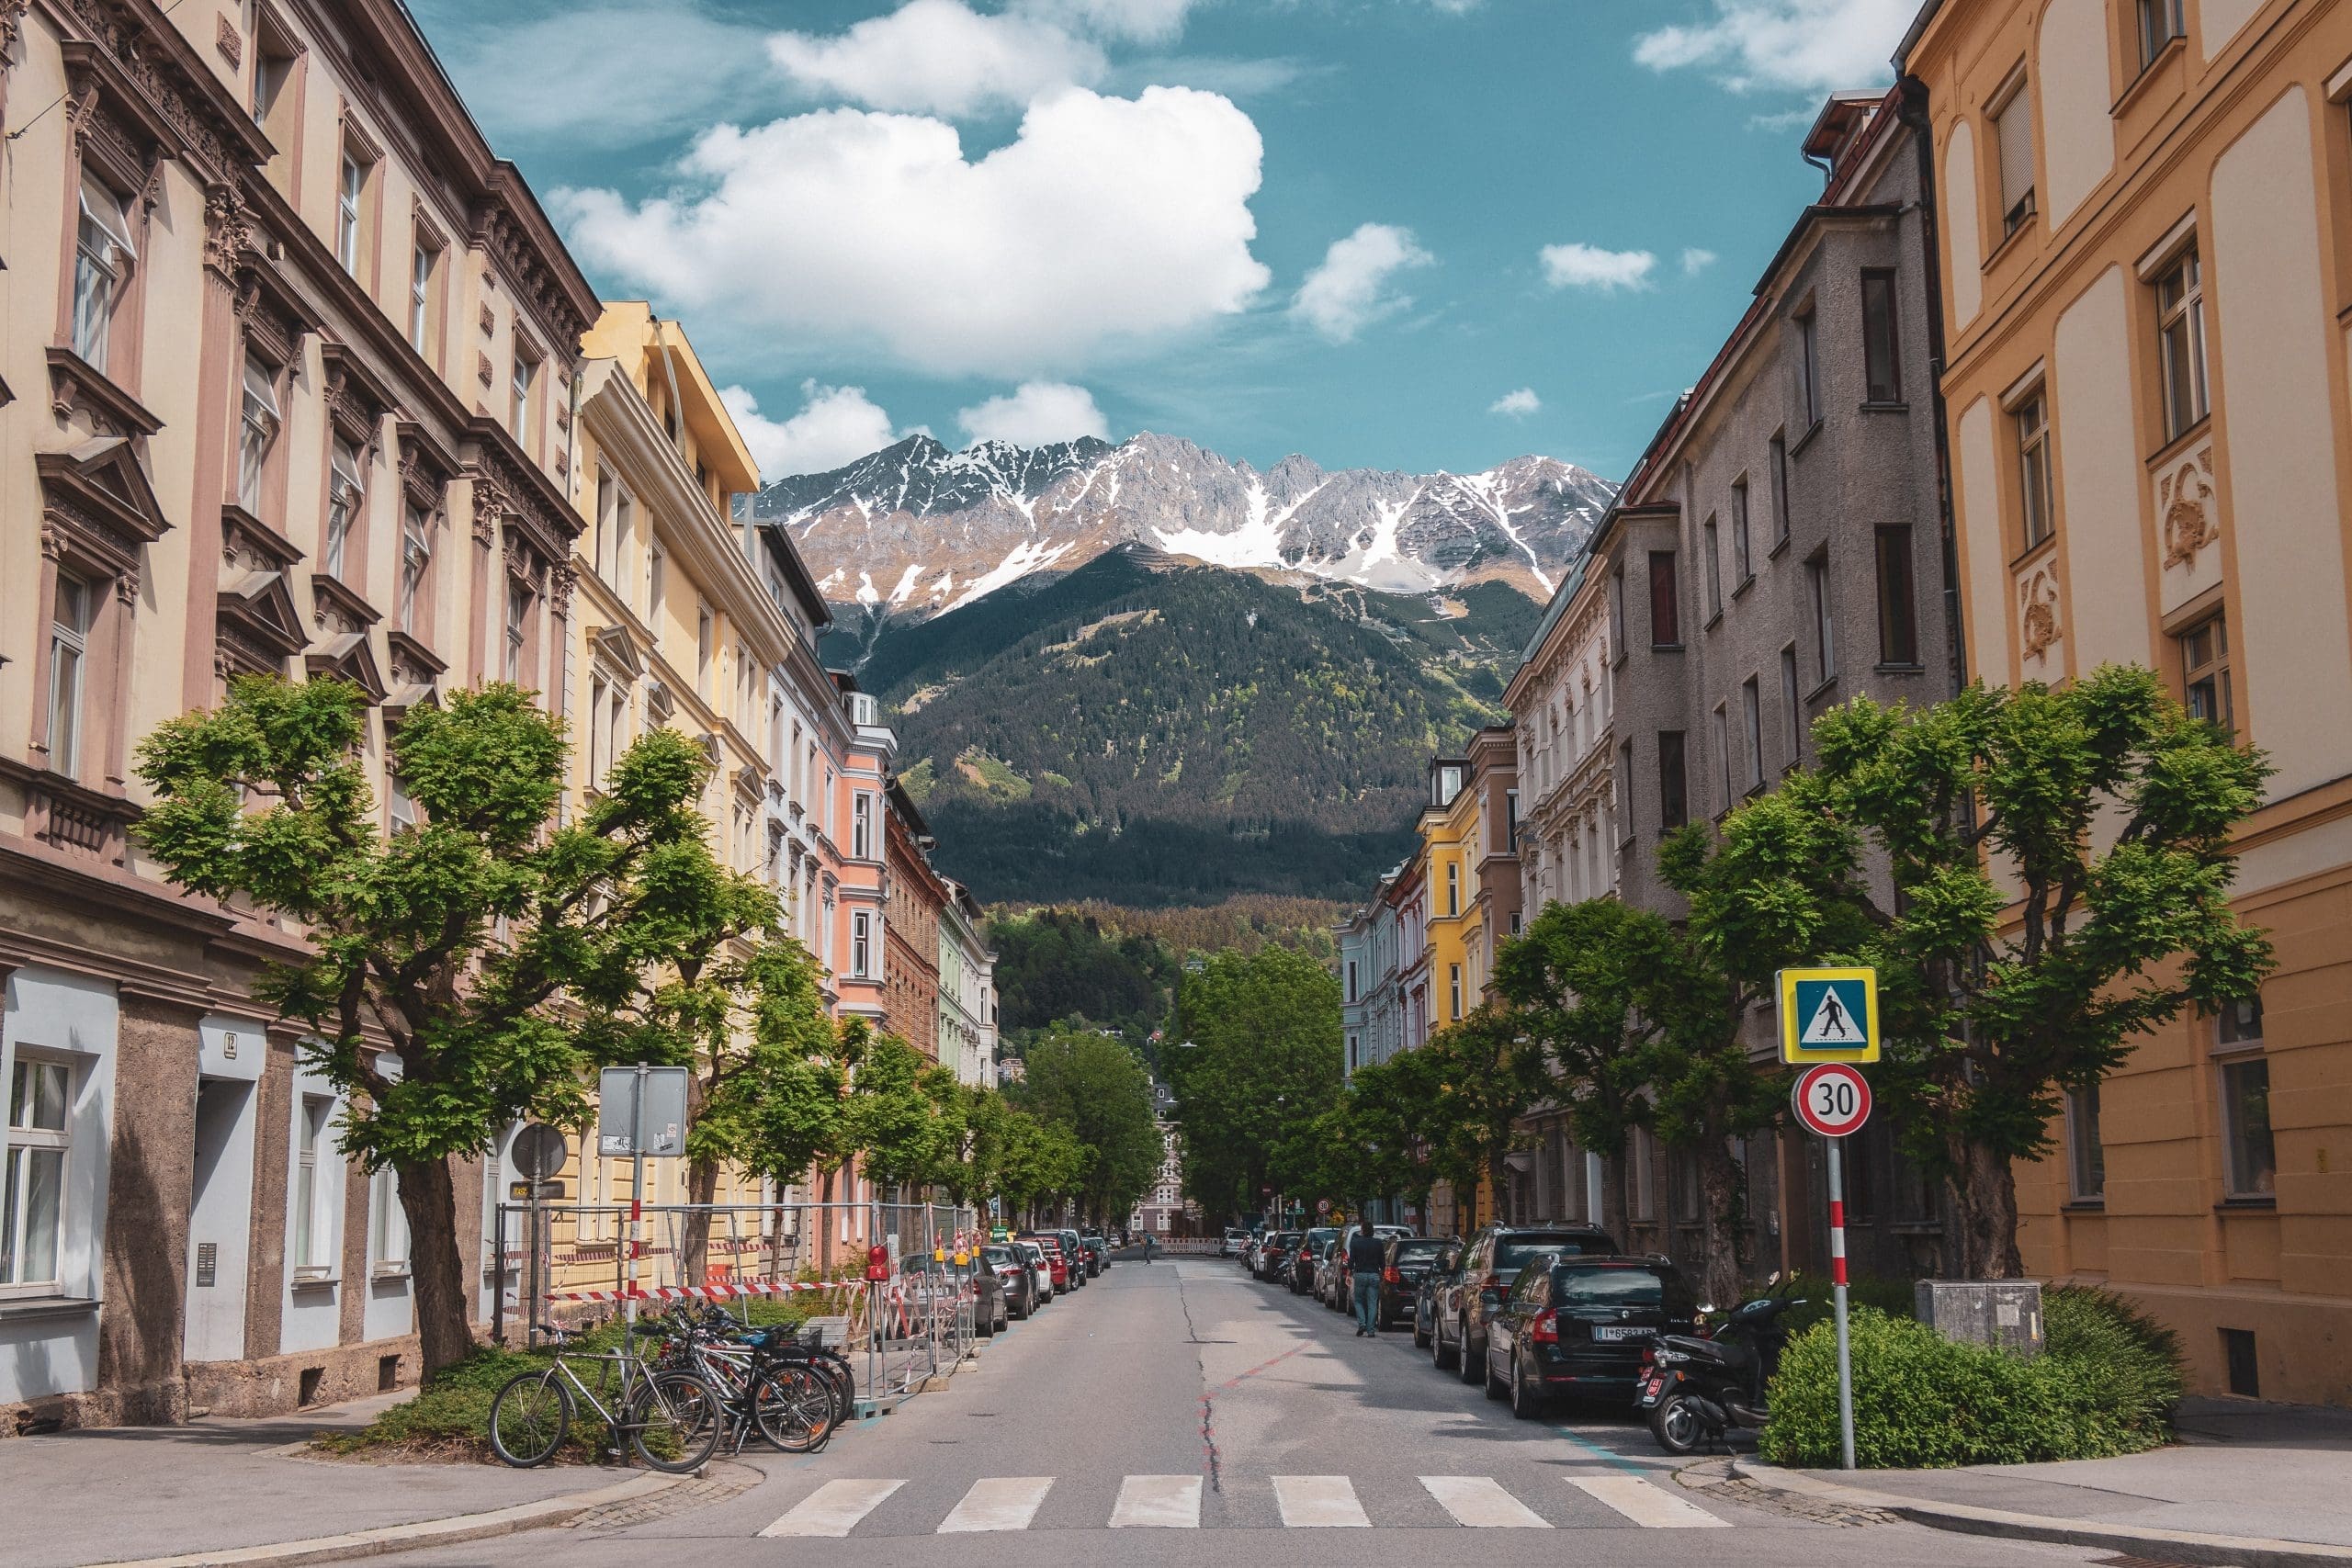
[751,430,1615,617]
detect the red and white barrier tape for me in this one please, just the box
[544,1278,870,1304]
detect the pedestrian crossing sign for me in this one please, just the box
[1778,967,1880,1064]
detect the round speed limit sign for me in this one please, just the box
[1792,1064,1872,1139]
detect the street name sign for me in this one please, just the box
[1777,966,1880,1064]
[1792,1064,1873,1139]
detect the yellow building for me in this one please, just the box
[1420,755,1481,1036]
[525,304,815,1292]
[1902,0,2352,1404]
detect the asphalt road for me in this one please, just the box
[387,1257,2115,1566]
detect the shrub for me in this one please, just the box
[1758,1290,2180,1469]
[1774,1270,1915,1334]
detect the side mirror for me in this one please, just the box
[1766,1269,1782,1287]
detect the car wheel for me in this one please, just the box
[1510,1351,1544,1420]
[1433,1321,1459,1371]
[1412,1313,1431,1349]
[1649,1393,1705,1456]
[1457,1325,1484,1384]
[1484,1347,1509,1401]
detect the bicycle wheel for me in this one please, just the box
[629,1369,723,1474]
[751,1364,839,1453]
[488,1368,572,1468]
[809,1351,857,1427]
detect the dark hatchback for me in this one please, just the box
[1258,1231,1301,1282]
[1289,1226,1340,1294]
[1380,1236,1453,1329]
[1430,1224,1618,1382]
[1484,1257,1701,1417]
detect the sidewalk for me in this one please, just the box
[0,1390,659,1568]
[1737,1397,2352,1566]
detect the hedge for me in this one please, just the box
[1758,1285,2181,1469]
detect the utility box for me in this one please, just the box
[1915,1280,2045,1357]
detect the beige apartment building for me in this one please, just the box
[0,0,596,1425]
[1902,0,2352,1403]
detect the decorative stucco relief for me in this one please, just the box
[2019,564,2065,675]
[2156,437,2222,614]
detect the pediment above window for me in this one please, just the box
[319,342,396,449]
[310,573,380,641]
[397,421,458,511]
[306,630,387,704]
[589,621,650,677]
[46,347,164,439]
[386,629,447,682]
[217,567,305,679]
[37,435,171,582]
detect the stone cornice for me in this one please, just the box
[41,1,275,185]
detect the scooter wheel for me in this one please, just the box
[1648,1393,1705,1456]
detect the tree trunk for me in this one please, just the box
[1488,1147,1511,1230]
[1694,1137,1747,1313]
[681,1155,719,1284]
[1945,1138,2024,1278]
[399,1156,475,1379]
[1600,1146,1632,1248]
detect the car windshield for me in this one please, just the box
[1554,1264,1695,1314]
[1495,1236,1605,1270]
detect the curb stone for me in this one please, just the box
[85,1470,683,1568]
[1729,1457,2352,1568]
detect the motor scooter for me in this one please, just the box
[1636,1271,1805,1455]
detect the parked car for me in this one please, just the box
[1258,1231,1301,1282]
[1019,1234,1071,1292]
[1055,1229,1090,1288]
[1413,1240,1463,1348]
[1382,1235,1455,1332]
[1289,1226,1340,1293]
[964,1255,1009,1336]
[1313,1235,1347,1307]
[1430,1223,1619,1382]
[1080,1232,1108,1273]
[982,1243,1038,1321]
[1015,1239,1055,1303]
[1486,1257,1701,1418]
[1222,1228,1250,1258]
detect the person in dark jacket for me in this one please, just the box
[1345,1224,1386,1336]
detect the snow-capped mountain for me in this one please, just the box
[751,432,1616,615]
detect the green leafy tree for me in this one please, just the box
[1407,1004,1554,1236]
[1811,669,2274,1275]
[1162,945,1342,1221]
[1009,1024,1161,1225]
[134,680,729,1373]
[849,1032,960,1200]
[994,1105,1087,1225]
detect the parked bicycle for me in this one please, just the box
[650,1304,845,1454]
[487,1321,722,1472]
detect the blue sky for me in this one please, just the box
[406,0,1918,481]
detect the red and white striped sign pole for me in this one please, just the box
[1793,1062,1871,1472]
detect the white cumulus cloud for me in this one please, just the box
[1682,247,1720,276]
[1022,0,1198,43]
[958,381,1114,446]
[555,86,1271,378]
[1633,0,1913,93]
[1489,388,1542,418]
[769,0,1106,117]
[721,381,903,477]
[1293,222,1435,343]
[1541,243,1657,292]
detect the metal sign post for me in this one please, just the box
[1792,1047,1877,1472]
[596,1066,689,1334]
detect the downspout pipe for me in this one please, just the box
[1899,73,1969,700]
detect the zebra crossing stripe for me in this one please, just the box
[1109,1474,1203,1528]
[1567,1474,1732,1528]
[1420,1474,1553,1528]
[757,1478,904,1538]
[938,1477,1055,1533]
[1272,1475,1368,1527]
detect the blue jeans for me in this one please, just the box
[1352,1274,1382,1332]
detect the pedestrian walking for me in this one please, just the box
[1143,1232,1157,1263]
[1345,1222,1386,1336]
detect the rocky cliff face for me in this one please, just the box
[750,432,1615,615]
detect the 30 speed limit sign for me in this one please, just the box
[1792,1063,1872,1139]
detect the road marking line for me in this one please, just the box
[756,1478,904,1538]
[1568,1474,1733,1528]
[1110,1474,1203,1529]
[1272,1475,1369,1527]
[1420,1475,1551,1528]
[937,1477,1055,1533]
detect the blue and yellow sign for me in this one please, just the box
[1777,967,1880,1064]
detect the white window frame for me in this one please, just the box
[336,149,367,275]
[408,238,435,355]
[851,909,875,979]
[47,573,92,781]
[292,1094,337,1280]
[1992,74,2037,236]
[238,355,281,514]
[73,175,136,370]
[369,1168,409,1277]
[504,582,530,685]
[2,1053,74,1294]
[853,791,876,861]
[324,440,363,580]
[2215,997,2272,1201]
[398,503,432,636]
[2154,240,2208,444]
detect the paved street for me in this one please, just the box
[378,1259,2112,1567]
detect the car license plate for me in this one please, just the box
[1592,1325,1647,1341]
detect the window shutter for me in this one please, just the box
[1996,89,2035,218]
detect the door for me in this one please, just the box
[184,1077,257,1363]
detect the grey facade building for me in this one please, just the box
[1585,86,1957,1282]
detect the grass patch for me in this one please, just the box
[313,1299,816,1465]
[1759,1285,2182,1469]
